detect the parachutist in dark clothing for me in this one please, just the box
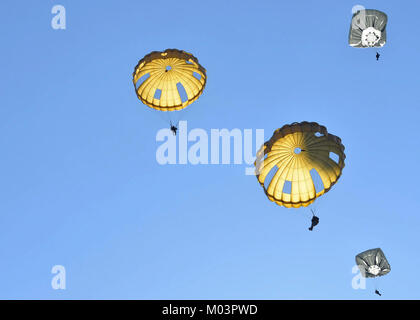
[376,52,380,61]
[170,122,178,136]
[308,209,319,231]
[309,216,319,231]
[375,290,382,296]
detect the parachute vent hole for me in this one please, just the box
[329,152,340,164]
[310,168,324,193]
[165,66,172,71]
[193,72,201,80]
[263,166,278,190]
[135,73,150,89]
[154,89,162,100]
[177,82,188,103]
[314,132,323,137]
[368,265,381,276]
[294,147,302,154]
[282,180,292,194]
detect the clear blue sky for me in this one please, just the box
[0,0,419,299]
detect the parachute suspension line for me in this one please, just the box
[373,277,382,296]
[156,109,181,129]
[162,111,175,130]
[174,98,206,128]
[171,109,185,127]
[145,107,171,129]
[169,111,185,131]
[299,206,314,223]
[309,196,321,217]
[301,207,313,219]
[160,109,171,124]
[170,120,179,131]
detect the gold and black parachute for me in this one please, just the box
[255,122,345,208]
[356,248,391,278]
[133,49,206,111]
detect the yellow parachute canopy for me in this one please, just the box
[255,122,345,208]
[133,49,207,111]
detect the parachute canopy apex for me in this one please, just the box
[255,121,345,208]
[356,248,391,278]
[133,49,207,111]
[349,9,388,48]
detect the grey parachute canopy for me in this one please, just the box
[349,9,388,48]
[355,248,391,278]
